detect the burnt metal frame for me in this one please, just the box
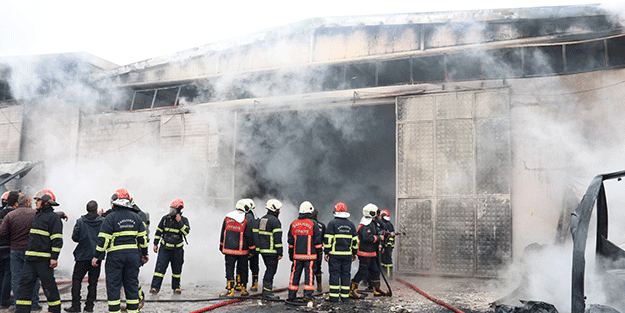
[570,169,625,313]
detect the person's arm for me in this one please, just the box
[273,219,283,257]
[93,217,112,264]
[137,217,149,264]
[49,215,63,268]
[71,218,82,243]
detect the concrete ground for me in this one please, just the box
[3,275,505,313]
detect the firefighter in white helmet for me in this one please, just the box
[349,203,386,299]
[219,199,255,297]
[286,201,323,303]
[254,199,283,300]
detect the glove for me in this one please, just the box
[248,251,254,258]
[288,248,294,261]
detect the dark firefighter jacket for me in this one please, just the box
[245,211,257,248]
[94,205,148,260]
[103,204,150,241]
[153,214,190,249]
[219,210,255,255]
[254,212,283,256]
[324,217,358,256]
[25,206,63,261]
[288,213,323,261]
[356,217,382,258]
[379,218,395,248]
[0,206,15,250]
[71,212,104,261]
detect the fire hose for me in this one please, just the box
[396,277,465,313]
[188,287,288,313]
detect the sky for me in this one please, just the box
[0,0,622,66]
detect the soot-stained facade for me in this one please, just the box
[1,5,625,277]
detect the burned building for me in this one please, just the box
[2,4,625,279]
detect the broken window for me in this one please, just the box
[566,40,605,73]
[484,48,523,79]
[377,58,411,86]
[345,62,376,89]
[446,52,483,81]
[607,36,625,68]
[131,90,155,110]
[412,55,445,83]
[523,45,564,77]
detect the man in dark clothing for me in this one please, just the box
[150,199,190,295]
[0,190,18,308]
[236,199,259,293]
[287,201,323,302]
[0,194,41,310]
[64,201,104,312]
[323,202,358,303]
[219,199,255,297]
[311,207,325,292]
[15,189,63,313]
[350,203,386,299]
[92,189,149,313]
[254,199,283,300]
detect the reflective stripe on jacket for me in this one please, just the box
[324,217,358,256]
[219,214,254,255]
[94,206,148,260]
[25,206,63,261]
[153,214,190,249]
[254,213,282,255]
[288,213,323,260]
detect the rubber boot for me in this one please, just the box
[240,285,249,296]
[349,281,365,299]
[262,281,280,300]
[63,304,81,312]
[220,280,235,297]
[315,274,322,292]
[372,280,388,297]
[234,274,242,291]
[250,275,259,292]
[287,289,297,302]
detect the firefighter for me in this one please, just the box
[101,193,150,309]
[150,199,190,295]
[14,190,63,313]
[287,201,323,302]
[349,203,386,299]
[254,199,283,300]
[379,209,395,278]
[235,199,259,293]
[0,191,8,209]
[92,189,149,313]
[219,199,255,297]
[311,207,325,292]
[323,202,358,303]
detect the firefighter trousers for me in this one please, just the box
[328,255,351,302]
[352,256,380,284]
[288,259,314,300]
[248,251,259,278]
[150,246,184,291]
[15,260,61,313]
[105,251,141,313]
[260,254,279,285]
[225,254,248,284]
[381,247,393,277]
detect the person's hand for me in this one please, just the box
[50,259,58,268]
[277,255,282,260]
[55,211,68,221]
[324,254,329,262]
[97,209,104,216]
[175,213,181,222]
[141,255,149,264]
[352,255,357,262]
[92,258,99,267]
[153,245,158,253]
[390,231,396,238]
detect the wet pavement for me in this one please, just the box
[0,275,506,312]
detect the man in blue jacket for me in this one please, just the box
[64,201,104,312]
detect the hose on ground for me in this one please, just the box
[396,277,465,313]
[188,287,288,312]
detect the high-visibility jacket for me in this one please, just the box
[153,214,190,249]
[219,210,255,255]
[94,206,148,260]
[254,212,283,256]
[25,206,63,261]
[356,217,382,258]
[324,217,358,256]
[287,213,323,260]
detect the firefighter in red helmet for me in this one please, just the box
[219,199,255,297]
[378,209,395,278]
[92,189,149,313]
[150,199,190,295]
[14,189,63,313]
[323,202,358,303]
